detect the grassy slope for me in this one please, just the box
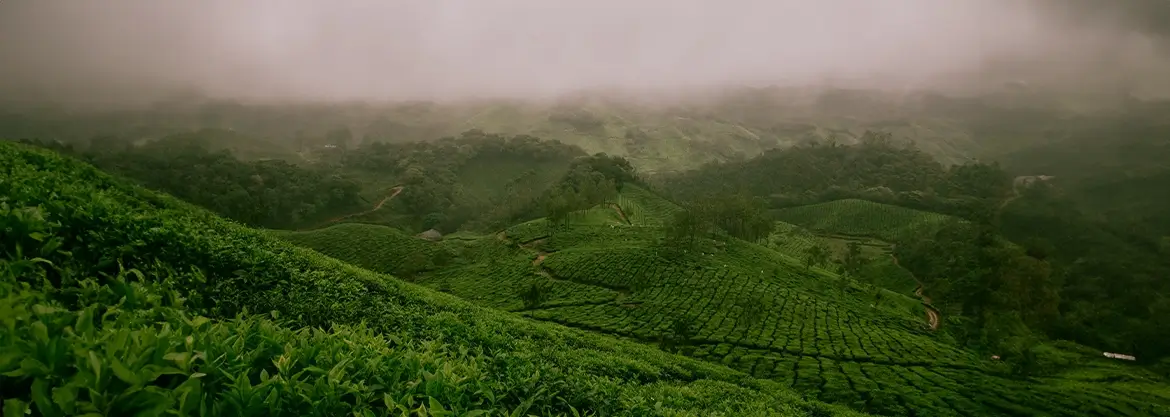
[765,221,919,296]
[773,199,957,243]
[281,186,1170,416]
[269,223,447,276]
[0,142,860,416]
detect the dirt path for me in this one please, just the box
[609,203,632,225]
[915,284,941,330]
[315,185,404,228]
[998,175,1054,214]
[892,253,941,331]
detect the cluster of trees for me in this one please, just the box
[341,130,590,231]
[895,221,1061,349]
[539,152,642,227]
[661,131,1012,219]
[662,193,774,255]
[20,136,363,229]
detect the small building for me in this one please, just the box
[417,229,443,242]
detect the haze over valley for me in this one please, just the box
[3,1,1170,416]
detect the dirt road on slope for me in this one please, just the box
[915,284,941,330]
[609,203,632,225]
[998,175,1054,214]
[892,253,941,331]
[314,185,404,228]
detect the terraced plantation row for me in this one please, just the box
[272,185,1170,416]
[417,261,620,311]
[614,185,682,226]
[271,223,448,275]
[535,249,971,365]
[524,247,1170,416]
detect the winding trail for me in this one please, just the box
[892,252,941,331]
[609,203,632,225]
[998,175,1054,215]
[311,185,404,229]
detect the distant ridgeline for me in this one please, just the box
[12,129,642,235]
[337,129,638,232]
[658,131,1010,220]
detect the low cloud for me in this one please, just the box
[1,0,1167,104]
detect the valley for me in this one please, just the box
[4,89,1170,416]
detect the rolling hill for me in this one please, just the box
[0,141,863,416]
[275,183,1170,416]
[773,199,960,243]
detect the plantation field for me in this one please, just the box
[270,223,454,277]
[455,154,574,205]
[444,208,1170,416]
[613,184,683,226]
[774,199,958,242]
[518,241,1170,416]
[261,182,1170,416]
[765,222,918,296]
[0,142,863,416]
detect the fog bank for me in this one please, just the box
[2,0,1168,104]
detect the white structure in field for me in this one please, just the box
[1103,352,1136,361]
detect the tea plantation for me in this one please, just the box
[9,141,1170,416]
[290,184,1170,416]
[0,142,865,416]
[773,199,958,242]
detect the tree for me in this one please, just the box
[661,315,696,353]
[521,281,552,309]
[843,241,866,277]
[804,244,830,271]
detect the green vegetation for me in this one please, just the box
[20,135,364,229]
[0,142,871,416]
[7,88,1170,416]
[774,200,957,243]
[662,131,1170,367]
[269,223,456,279]
[271,173,1170,415]
[499,216,1169,416]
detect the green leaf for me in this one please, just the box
[87,351,102,383]
[2,399,28,417]
[163,351,191,370]
[9,357,48,378]
[75,307,95,335]
[31,378,59,417]
[109,357,141,385]
[52,385,77,414]
[177,377,203,416]
[0,350,22,372]
[188,316,210,329]
[30,321,49,344]
[428,397,447,416]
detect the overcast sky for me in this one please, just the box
[1,0,1167,103]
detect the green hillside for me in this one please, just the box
[275,187,1170,415]
[774,199,958,242]
[269,223,455,278]
[0,142,862,416]
[7,90,1170,416]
